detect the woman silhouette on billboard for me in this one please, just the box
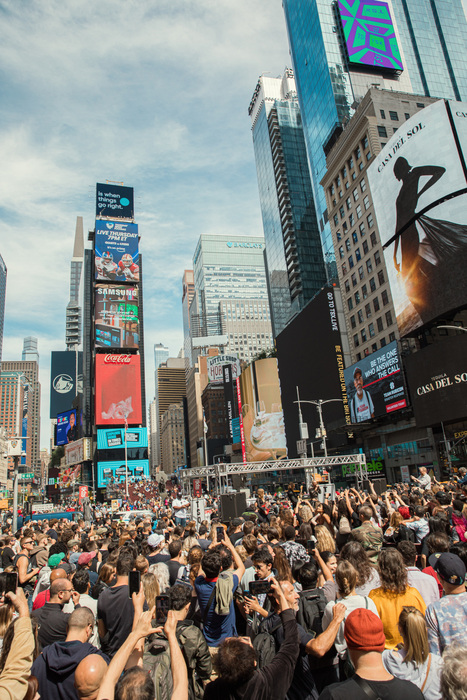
[392,157,467,321]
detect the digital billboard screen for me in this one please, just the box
[96,183,134,219]
[368,100,467,336]
[404,334,467,428]
[338,0,403,71]
[56,409,79,446]
[95,220,139,283]
[238,358,287,462]
[95,354,142,425]
[97,459,150,488]
[50,351,81,418]
[95,286,139,349]
[97,427,148,450]
[344,341,407,424]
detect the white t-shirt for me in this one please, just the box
[351,389,374,423]
[172,498,189,519]
[322,594,379,656]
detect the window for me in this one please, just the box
[378,270,385,285]
[416,103,425,109]
[345,238,351,252]
[359,222,366,237]
[382,289,389,305]
[355,247,361,261]
[343,221,348,232]
[389,331,396,342]
[362,283,368,299]
[366,151,372,161]
[342,263,347,275]
[356,146,361,160]
[353,334,359,348]
[339,190,343,198]
[333,214,339,227]
[361,328,367,342]
[363,240,369,255]
[346,197,352,210]
[378,125,387,138]
[339,246,344,259]
[339,206,345,219]
[349,213,355,226]
[348,297,353,311]
[355,291,360,305]
[353,188,359,202]
[349,156,354,170]
[336,175,341,186]
[363,195,370,210]
[359,161,364,171]
[404,113,410,120]
[352,231,358,244]
[370,231,377,246]
[336,230,342,241]
[360,179,367,193]
[373,297,380,312]
[358,309,364,324]
[377,316,384,332]
[345,181,350,190]
[374,250,381,265]
[330,184,335,195]
[369,323,375,337]
[349,255,354,269]
[385,310,393,326]
[370,277,376,292]
[367,212,374,228]
[352,172,357,180]
[389,111,399,121]
[351,272,357,287]
[358,265,364,280]
[380,109,386,119]
[350,315,356,329]
[356,204,362,219]
[343,166,347,178]
[356,352,362,361]
[362,135,369,149]
[380,337,387,347]
[345,279,350,293]
[393,127,398,134]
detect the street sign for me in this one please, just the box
[19,473,34,481]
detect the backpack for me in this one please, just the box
[147,638,173,700]
[296,589,327,636]
[252,619,281,668]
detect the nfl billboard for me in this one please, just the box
[96,183,134,219]
[95,286,139,349]
[368,100,467,336]
[344,341,408,424]
[95,354,142,425]
[95,220,139,283]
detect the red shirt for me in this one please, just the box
[32,588,51,610]
[422,565,443,597]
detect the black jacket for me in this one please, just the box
[32,602,70,650]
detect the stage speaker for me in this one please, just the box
[372,478,387,496]
[220,491,247,522]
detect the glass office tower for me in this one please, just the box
[249,69,327,336]
[282,0,467,274]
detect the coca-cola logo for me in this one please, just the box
[103,355,132,364]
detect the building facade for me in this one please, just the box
[151,342,169,468]
[249,69,328,335]
[66,217,84,350]
[160,403,185,474]
[156,358,186,472]
[0,255,6,365]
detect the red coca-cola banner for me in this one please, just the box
[95,354,142,425]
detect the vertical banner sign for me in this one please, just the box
[223,365,235,441]
[78,485,88,503]
[192,478,202,498]
[21,384,29,466]
[236,378,246,463]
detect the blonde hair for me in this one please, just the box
[389,511,403,529]
[315,525,336,554]
[335,560,357,597]
[142,572,160,609]
[398,606,429,665]
[235,545,248,562]
[298,505,313,523]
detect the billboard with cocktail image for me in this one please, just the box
[95,354,142,425]
[237,358,287,462]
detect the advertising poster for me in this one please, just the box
[95,286,139,349]
[95,354,142,425]
[207,354,241,384]
[97,427,148,450]
[96,183,134,219]
[58,464,81,487]
[97,459,150,488]
[56,409,79,446]
[367,100,467,336]
[21,383,28,466]
[65,438,91,467]
[404,334,467,428]
[95,220,139,283]
[344,341,407,423]
[238,358,287,462]
[50,351,81,418]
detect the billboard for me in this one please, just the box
[368,100,467,336]
[95,354,142,425]
[332,457,387,484]
[96,183,134,219]
[97,427,148,450]
[207,355,241,384]
[276,287,352,458]
[56,409,79,446]
[404,334,467,428]
[97,459,150,488]
[64,438,92,467]
[237,358,287,462]
[338,0,403,71]
[95,220,139,283]
[50,351,81,418]
[344,341,407,423]
[95,286,139,349]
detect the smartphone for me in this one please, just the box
[0,573,18,596]
[164,532,170,542]
[307,539,317,551]
[216,526,224,541]
[128,570,141,598]
[155,595,170,623]
[249,580,272,596]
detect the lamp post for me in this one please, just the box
[436,325,467,332]
[293,395,344,458]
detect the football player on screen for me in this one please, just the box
[117,253,139,281]
[96,251,118,280]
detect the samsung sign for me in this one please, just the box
[226,241,263,249]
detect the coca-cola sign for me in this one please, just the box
[103,354,132,364]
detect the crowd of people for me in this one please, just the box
[0,472,465,699]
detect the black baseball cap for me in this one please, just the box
[430,553,466,585]
[353,367,362,379]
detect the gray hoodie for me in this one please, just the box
[382,648,442,700]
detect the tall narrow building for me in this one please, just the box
[249,69,328,335]
[150,342,169,469]
[66,216,84,350]
[157,358,186,473]
[0,255,6,365]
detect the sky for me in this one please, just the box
[0,0,290,451]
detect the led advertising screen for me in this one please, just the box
[368,99,467,336]
[338,0,403,71]
[95,286,139,349]
[276,287,352,458]
[96,183,134,219]
[95,354,142,425]
[95,220,139,283]
[97,459,150,488]
[344,341,407,424]
[404,334,467,428]
[238,358,287,462]
[50,351,82,418]
[56,409,79,446]
[97,427,148,450]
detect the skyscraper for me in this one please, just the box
[66,217,84,350]
[0,255,6,365]
[281,0,467,271]
[22,337,39,362]
[154,343,169,373]
[157,358,186,473]
[151,343,169,468]
[249,69,328,335]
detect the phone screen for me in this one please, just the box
[156,595,170,623]
[164,532,170,542]
[128,570,141,598]
[216,526,224,541]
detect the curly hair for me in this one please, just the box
[378,548,407,594]
[298,505,313,523]
[340,540,373,588]
[315,525,336,554]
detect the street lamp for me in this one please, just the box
[294,388,343,458]
[436,325,467,333]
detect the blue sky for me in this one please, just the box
[0,0,290,450]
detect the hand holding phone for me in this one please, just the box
[128,570,141,599]
[216,526,224,542]
[156,595,170,623]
